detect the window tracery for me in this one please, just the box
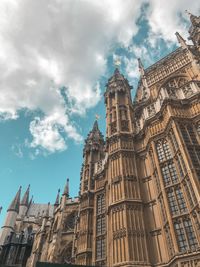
[167,187,187,216]
[156,139,172,163]
[164,77,188,98]
[96,193,106,262]
[174,219,198,252]
[64,212,76,231]
[179,124,200,180]
[147,104,156,117]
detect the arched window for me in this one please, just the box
[64,212,76,231]
[156,139,172,162]
[61,242,73,264]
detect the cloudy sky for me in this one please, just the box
[0,0,199,226]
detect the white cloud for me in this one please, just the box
[0,0,145,153]
[147,0,200,45]
[0,0,199,154]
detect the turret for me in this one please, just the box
[175,32,188,49]
[81,120,104,194]
[0,186,21,245]
[105,68,134,137]
[186,10,200,47]
[137,58,150,100]
[61,179,69,209]
[19,185,30,216]
[75,120,104,265]
[54,189,60,209]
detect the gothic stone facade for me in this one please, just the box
[0,11,200,267]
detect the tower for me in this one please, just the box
[104,68,150,266]
[186,11,200,47]
[0,187,21,246]
[75,120,105,265]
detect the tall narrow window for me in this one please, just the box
[97,194,105,215]
[96,194,106,262]
[183,219,198,250]
[174,219,198,252]
[167,187,187,216]
[161,162,178,186]
[174,221,188,252]
[156,139,172,162]
[175,187,187,213]
[179,124,200,180]
[167,190,179,216]
[96,238,106,260]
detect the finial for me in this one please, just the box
[114,58,121,67]
[138,58,145,76]
[92,119,99,132]
[175,32,188,49]
[95,114,100,120]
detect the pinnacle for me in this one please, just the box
[63,178,69,197]
[185,10,198,25]
[114,68,120,75]
[138,58,145,76]
[54,189,60,206]
[21,184,30,206]
[92,120,99,132]
[8,186,22,213]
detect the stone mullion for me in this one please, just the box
[137,209,144,261]
[123,205,129,262]
[138,208,145,261]
[107,95,111,137]
[152,141,179,254]
[127,96,134,133]
[130,209,134,261]
[132,208,138,261]
[141,207,149,262]
[115,91,121,134]
[111,211,115,266]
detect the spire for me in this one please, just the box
[84,119,104,156]
[63,178,69,197]
[92,120,99,132]
[8,186,21,213]
[175,32,188,49]
[0,207,2,214]
[21,184,30,206]
[138,58,145,76]
[54,189,60,206]
[185,10,198,25]
[114,68,120,75]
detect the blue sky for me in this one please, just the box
[0,0,199,227]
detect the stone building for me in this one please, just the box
[0,11,200,267]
